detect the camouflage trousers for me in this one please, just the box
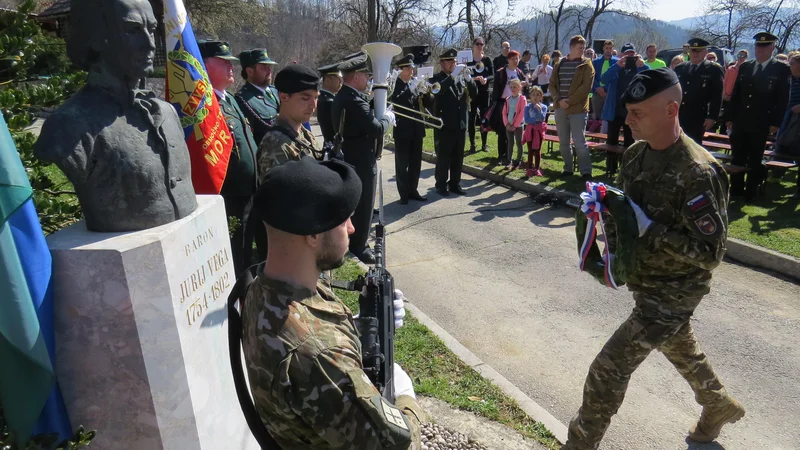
[564,292,732,450]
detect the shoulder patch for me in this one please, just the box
[694,213,717,235]
[374,397,409,431]
[687,193,711,212]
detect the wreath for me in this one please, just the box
[574,182,638,289]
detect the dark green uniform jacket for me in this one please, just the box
[217,91,258,196]
[235,82,281,145]
[317,89,336,145]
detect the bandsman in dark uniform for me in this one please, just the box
[317,62,343,148]
[235,48,280,145]
[673,38,724,145]
[390,53,434,204]
[331,53,394,264]
[724,32,791,200]
[430,48,477,196]
[466,37,494,153]
[198,40,261,275]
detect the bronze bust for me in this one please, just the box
[34,0,197,232]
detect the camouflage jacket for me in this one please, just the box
[256,116,323,181]
[609,133,729,304]
[241,276,424,450]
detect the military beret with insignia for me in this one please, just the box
[687,38,710,50]
[621,67,679,105]
[238,48,277,68]
[339,53,370,73]
[197,40,239,61]
[253,157,362,235]
[274,64,320,94]
[753,31,778,45]
[395,53,415,68]
[439,48,458,60]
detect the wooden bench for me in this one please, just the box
[704,132,730,142]
[703,141,731,152]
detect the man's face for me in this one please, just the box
[502,42,510,56]
[603,43,613,57]
[352,71,370,91]
[280,89,319,123]
[623,50,635,59]
[689,48,707,64]
[584,49,595,59]
[400,66,414,81]
[205,57,234,89]
[441,59,456,74]
[754,44,775,62]
[646,46,657,60]
[248,63,273,87]
[315,217,354,271]
[625,96,674,141]
[323,74,343,92]
[104,0,157,80]
[508,55,520,69]
[571,42,586,58]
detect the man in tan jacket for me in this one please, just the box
[550,35,595,179]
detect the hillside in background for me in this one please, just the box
[512,10,690,53]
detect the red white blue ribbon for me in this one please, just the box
[579,182,618,289]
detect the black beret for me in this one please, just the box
[396,53,415,67]
[339,53,370,73]
[621,67,679,105]
[440,48,458,60]
[687,38,710,50]
[197,40,238,61]
[754,32,778,45]
[253,157,362,235]
[274,65,320,94]
[238,48,277,68]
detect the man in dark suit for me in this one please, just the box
[235,48,280,144]
[199,40,261,275]
[331,53,394,264]
[673,38,724,145]
[316,62,343,148]
[725,32,791,200]
[390,53,434,204]
[430,48,477,196]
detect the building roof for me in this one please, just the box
[37,0,71,18]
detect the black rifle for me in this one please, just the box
[325,108,346,161]
[334,171,396,400]
[227,264,283,450]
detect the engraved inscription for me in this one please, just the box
[176,226,233,327]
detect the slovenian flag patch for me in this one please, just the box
[687,193,710,212]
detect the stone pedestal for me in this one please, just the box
[47,196,258,449]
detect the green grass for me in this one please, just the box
[421,133,800,259]
[332,260,560,449]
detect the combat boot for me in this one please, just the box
[688,399,745,443]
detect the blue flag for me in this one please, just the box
[0,114,72,445]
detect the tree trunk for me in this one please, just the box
[368,0,377,41]
[466,0,474,43]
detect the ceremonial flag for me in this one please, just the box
[0,115,72,445]
[163,0,232,194]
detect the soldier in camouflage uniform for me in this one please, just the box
[242,157,424,449]
[565,68,745,450]
[257,64,324,180]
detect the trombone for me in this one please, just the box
[387,101,443,129]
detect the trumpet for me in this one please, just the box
[474,61,485,73]
[410,76,440,95]
[386,102,443,129]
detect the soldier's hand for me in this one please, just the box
[393,363,416,399]
[384,110,397,128]
[769,126,779,135]
[393,289,407,328]
[628,200,653,237]
[704,119,715,131]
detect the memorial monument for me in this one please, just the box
[34,0,197,232]
[37,0,257,448]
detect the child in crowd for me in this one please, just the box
[503,78,527,169]
[523,86,547,177]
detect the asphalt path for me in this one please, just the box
[374,149,800,450]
